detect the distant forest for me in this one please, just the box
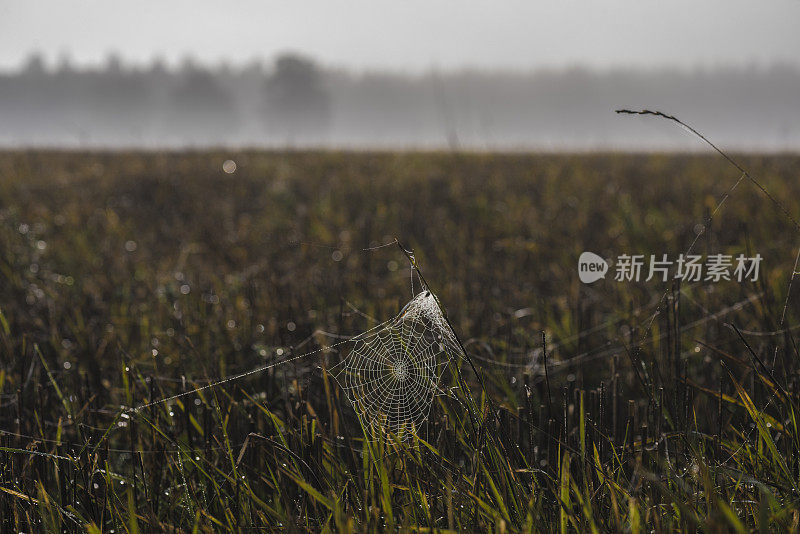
[1,53,799,149]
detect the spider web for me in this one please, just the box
[329,290,461,440]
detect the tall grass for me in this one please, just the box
[0,151,798,531]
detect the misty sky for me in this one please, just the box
[1,1,798,72]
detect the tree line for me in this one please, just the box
[1,53,798,149]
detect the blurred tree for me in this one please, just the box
[55,52,74,75]
[105,52,124,75]
[165,57,239,144]
[21,52,46,76]
[148,56,168,76]
[80,52,153,144]
[264,53,330,143]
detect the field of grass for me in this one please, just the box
[1,150,799,532]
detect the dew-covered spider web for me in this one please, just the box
[329,290,462,440]
[133,287,464,442]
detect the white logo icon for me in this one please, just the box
[578,252,608,284]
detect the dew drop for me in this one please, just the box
[222,159,237,174]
